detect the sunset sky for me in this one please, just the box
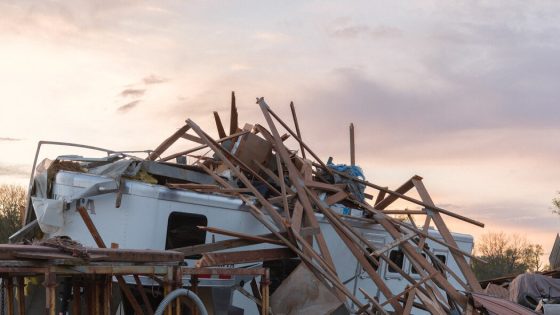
[1,1,560,258]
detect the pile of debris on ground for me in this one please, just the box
[7,93,541,314]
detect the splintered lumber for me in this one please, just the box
[195,163,366,308]
[46,93,487,314]
[160,130,250,161]
[148,124,191,160]
[229,91,238,135]
[196,248,296,267]
[213,111,227,138]
[172,231,287,256]
[258,100,338,273]
[411,178,482,292]
[197,226,285,245]
[350,123,355,166]
[289,101,306,159]
[314,163,485,228]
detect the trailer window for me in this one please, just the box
[388,250,404,273]
[411,253,426,274]
[165,212,207,252]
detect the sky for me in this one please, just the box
[1,0,560,260]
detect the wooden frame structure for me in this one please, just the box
[144,93,486,314]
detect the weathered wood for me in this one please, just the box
[229,91,238,135]
[371,232,417,257]
[197,248,296,267]
[213,111,227,139]
[147,124,191,161]
[197,226,284,245]
[259,99,332,175]
[290,101,306,159]
[350,123,355,166]
[160,130,250,161]
[134,275,154,315]
[325,191,349,205]
[172,232,284,256]
[180,133,204,144]
[196,163,364,308]
[403,288,416,315]
[187,119,285,228]
[412,178,482,292]
[257,103,338,273]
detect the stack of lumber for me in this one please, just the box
[135,93,486,314]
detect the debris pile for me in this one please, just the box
[6,93,508,314]
[132,95,486,314]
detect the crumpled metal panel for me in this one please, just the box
[472,293,538,315]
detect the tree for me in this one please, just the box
[0,184,26,243]
[472,232,544,281]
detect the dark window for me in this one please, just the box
[388,250,404,273]
[165,212,207,257]
[411,253,426,274]
[365,247,379,271]
[434,254,447,266]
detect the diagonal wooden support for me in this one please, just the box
[194,164,366,309]
[187,119,286,230]
[411,178,482,292]
[147,124,190,161]
[371,232,417,257]
[257,102,338,273]
[312,163,485,227]
[290,101,306,159]
[76,206,146,315]
[259,98,332,175]
[213,111,227,138]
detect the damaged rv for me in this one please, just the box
[4,94,490,314]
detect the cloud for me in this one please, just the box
[329,24,401,39]
[117,100,141,113]
[143,74,168,85]
[0,137,21,141]
[0,164,29,178]
[120,88,145,98]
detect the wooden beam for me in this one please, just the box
[229,91,238,135]
[259,98,332,175]
[187,119,285,227]
[180,133,204,144]
[196,248,296,267]
[325,191,349,205]
[172,232,285,256]
[147,124,190,161]
[198,226,284,245]
[290,101,306,159]
[213,111,227,139]
[350,123,355,166]
[371,233,417,257]
[160,130,249,161]
[412,178,482,292]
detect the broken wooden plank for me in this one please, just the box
[213,111,227,139]
[196,248,296,267]
[350,123,355,166]
[371,232,417,257]
[198,226,284,246]
[160,130,250,161]
[290,101,306,159]
[180,133,204,144]
[148,124,191,161]
[229,91,238,135]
